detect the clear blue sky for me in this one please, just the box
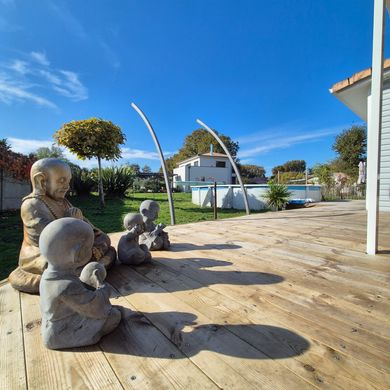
[1,0,389,174]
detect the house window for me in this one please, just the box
[194,161,199,166]
[216,161,226,168]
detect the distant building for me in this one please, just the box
[173,152,235,192]
[330,59,390,212]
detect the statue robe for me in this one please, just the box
[9,194,116,294]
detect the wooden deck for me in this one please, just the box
[1,200,389,389]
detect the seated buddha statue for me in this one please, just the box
[8,158,116,294]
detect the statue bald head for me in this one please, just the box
[31,158,71,200]
[40,218,94,270]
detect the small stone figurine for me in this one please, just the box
[139,200,170,251]
[118,213,152,265]
[39,218,121,350]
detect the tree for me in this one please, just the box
[239,164,266,183]
[127,163,140,174]
[164,129,239,173]
[0,138,11,151]
[54,117,126,208]
[312,163,333,187]
[142,164,152,173]
[34,145,65,160]
[272,160,306,176]
[332,125,366,178]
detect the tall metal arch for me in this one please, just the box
[131,102,176,225]
[196,119,250,215]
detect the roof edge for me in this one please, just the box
[330,58,390,94]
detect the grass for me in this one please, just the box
[0,192,263,280]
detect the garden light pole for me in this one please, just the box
[131,102,176,225]
[196,119,250,215]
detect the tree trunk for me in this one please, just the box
[97,156,105,208]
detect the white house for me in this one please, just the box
[330,59,390,212]
[173,152,235,191]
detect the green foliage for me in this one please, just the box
[54,117,126,160]
[0,138,11,151]
[54,117,126,207]
[34,145,65,160]
[262,182,291,211]
[278,171,305,184]
[69,164,96,196]
[332,125,366,178]
[239,164,266,183]
[142,164,152,173]
[272,160,306,176]
[165,128,239,173]
[312,163,333,187]
[101,166,135,196]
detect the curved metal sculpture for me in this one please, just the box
[131,102,176,225]
[196,119,250,215]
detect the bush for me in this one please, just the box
[262,182,291,211]
[101,166,135,196]
[69,164,96,196]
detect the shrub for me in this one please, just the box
[262,182,291,211]
[101,166,135,196]
[69,165,96,196]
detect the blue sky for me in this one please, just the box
[1,0,389,174]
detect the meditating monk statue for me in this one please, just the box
[8,158,116,294]
[39,218,121,349]
[138,199,170,251]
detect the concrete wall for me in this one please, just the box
[191,184,322,210]
[0,170,31,211]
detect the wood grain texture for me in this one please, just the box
[0,284,26,390]
[0,200,389,389]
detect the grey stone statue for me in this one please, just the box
[118,213,152,265]
[39,218,121,350]
[138,200,170,251]
[8,158,116,294]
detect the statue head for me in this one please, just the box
[123,212,144,231]
[39,218,94,271]
[30,158,71,200]
[139,200,160,222]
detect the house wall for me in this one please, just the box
[380,81,390,211]
[173,155,233,191]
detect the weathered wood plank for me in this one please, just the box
[100,290,219,390]
[109,264,316,390]
[150,252,390,374]
[131,260,390,389]
[0,284,26,390]
[21,292,123,390]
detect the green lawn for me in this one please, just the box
[0,192,263,280]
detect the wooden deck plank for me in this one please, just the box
[147,251,390,375]
[109,264,316,390]
[0,284,26,390]
[100,290,219,390]
[1,201,389,389]
[130,259,389,390]
[21,293,124,390]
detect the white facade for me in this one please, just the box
[173,153,234,191]
[330,63,390,212]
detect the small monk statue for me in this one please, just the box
[8,158,116,294]
[138,200,170,251]
[39,218,121,350]
[118,213,152,265]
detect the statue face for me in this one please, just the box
[46,165,71,200]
